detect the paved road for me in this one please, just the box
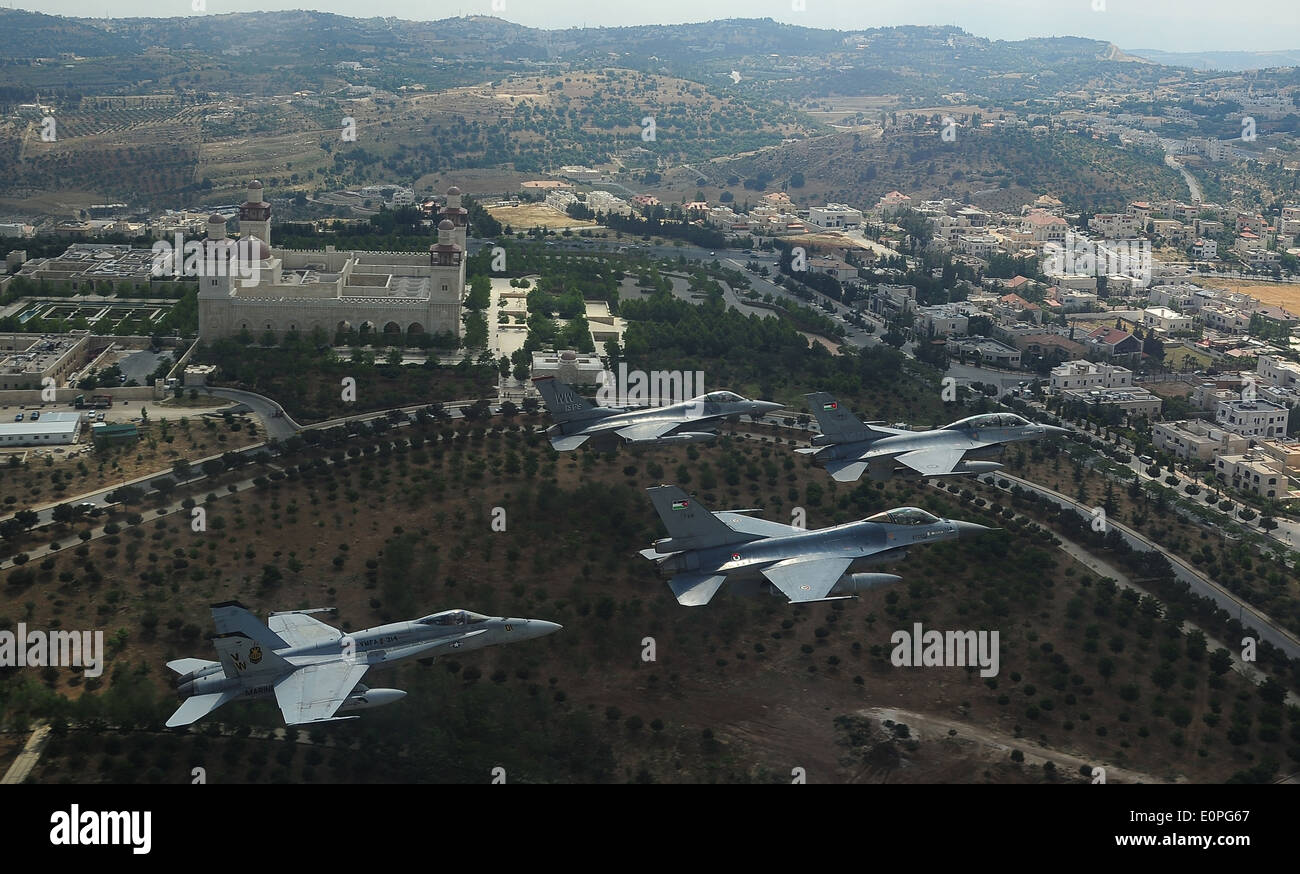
[0,724,50,784]
[991,473,1300,661]
[206,387,300,440]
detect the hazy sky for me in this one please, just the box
[12,0,1300,53]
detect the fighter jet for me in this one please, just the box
[165,602,561,727]
[798,391,1068,482]
[640,485,994,605]
[533,376,782,451]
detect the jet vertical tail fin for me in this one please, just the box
[210,601,289,649]
[213,633,293,681]
[532,377,607,424]
[646,485,754,552]
[804,392,879,445]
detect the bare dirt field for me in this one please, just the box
[487,203,598,230]
[1198,280,1300,311]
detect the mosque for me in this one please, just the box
[196,180,467,344]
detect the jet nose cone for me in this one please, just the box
[952,520,996,537]
[1041,425,1071,437]
[510,619,563,640]
[755,401,784,415]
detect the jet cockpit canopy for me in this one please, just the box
[945,413,1030,430]
[417,610,491,626]
[866,507,941,526]
[691,391,746,404]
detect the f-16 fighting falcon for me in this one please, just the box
[640,485,994,605]
[798,392,1068,482]
[533,376,783,451]
[166,602,562,727]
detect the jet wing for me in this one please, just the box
[713,512,803,538]
[268,612,342,649]
[613,419,718,442]
[760,556,854,603]
[894,446,967,476]
[273,661,371,725]
[667,573,729,606]
[614,420,680,442]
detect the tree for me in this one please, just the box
[1208,648,1233,676]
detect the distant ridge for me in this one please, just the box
[1126,47,1300,71]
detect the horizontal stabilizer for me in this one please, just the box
[166,690,239,728]
[824,460,868,482]
[166,657,216,675]
[668,573,728,606]
[549,433,590,451]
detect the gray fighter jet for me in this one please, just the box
[640,485,994,605]
[798,392,1068,482]
[533,376,782,451]
[165,602,561,727]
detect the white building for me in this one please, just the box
[1049,360,1134,393]
[877,191,913,217]
[1089,213,1141,238]
[1152,420,1248,462]
[0,411,82,447]
[957,234,1001,258]
[1020,211,1068,243]
[1258,355,1300,390]
[1214,453,1286,498]
[0,222,34,238]
[808,204,863,229]
[586,191,632,217]
[915,305,972,337]
[1143,306,1195,334]
[1215,399,1290,438]
[1200,304,1251,334]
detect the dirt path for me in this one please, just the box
[857,706,1170,784]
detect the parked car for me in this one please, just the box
[14,413,22,421]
